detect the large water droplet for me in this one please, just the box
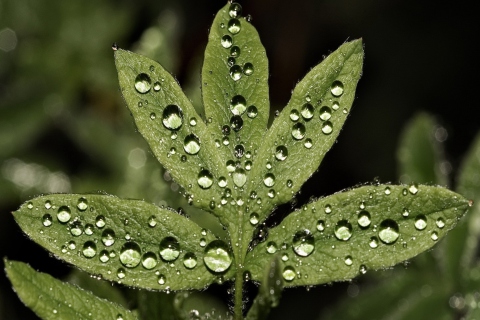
[334,220,353,241]
[357,211,371,228]
[42,214,53,227]
[233,168,247,187]
[330,80,344,97]
[159,237,180,261]
[141,252,158,269]
[101,229,116,247]
[135,73,152,94]
[230,95,247,115]
[378,219,400,244]
[82,241,97,258]
[234,144,245,158]
[319,106,332,121]
[263,173,275,187]
[77,197,88,211]
[120,242,142,268]
[227,19,241,34]
[243,62,254,76]
[229,2,242,18]
[184,134,201,155]
[247,105,258,118]
[57,206,71,223]
[183,253,198,269]
[197,170,214,189]
[162,105,184,130]
[292,123,306,140]
[321,121,333,135]
[414,215,427,230]
[282,266,296,281]
[230,65,242,81]
[221,35,233,48]
[292,230,315,257]
[230,115,243,131]
[301,103,314,120]
[275,146,288,161]
[203,240,232,273]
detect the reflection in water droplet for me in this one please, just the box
[290,109,300,122]
[120,242,142,268]
[42,214,53,227]
[263,173,275,187]
[203,240,232,273]
[414,215,427,230]
[162,105,184,130]
[319,106,332,121]
[229,2,242,18]
[227,19,241,34]
[249,213,259,225]
[82,241,97,258]
[233,168,247,187]
[301,103,314,120]
[292,230,315,257]
[330,80,344,97]
[321,121,333,135]
[183,252,198,269]
[230,95,247,115]
[184,134,201,155]
[292,123,306,140]
[141,252,158,269]
[282,266,296,281]
[357,211,371,227]
[101,229,116,247]
[197,170,214,189]
[334,220,353,241]
[243,63,254,76]
[57,206,71,223]
[378,219,400,244]
[77,197,88,211]
[369,236,379,248]
[135,73,152,94]
[160,237,180,261]
[221,35,233,48]
[230,65,242,81]
[267,241,277,254]
[436,218,445,229]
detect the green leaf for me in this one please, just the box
[136,291,175,320]
[245,255,283,320]
[4,259,137,320]
[13,194,235,291]
[246,39,364,224]
[397,112,448,186]
[202,3,270,157]
[245,184,469,287]
[114,49,229,213]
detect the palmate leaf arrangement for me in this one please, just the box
[5,3,472,320]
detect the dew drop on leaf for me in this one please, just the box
[321,121,333,135]
[162,105,184,130]
[286,179,293,188]
[431,231,438,241]
[233,168,247,187]
[317,220,325,232]
[301,103,314,120]
[291,123,306,140]
[325,204,332,214]
[357,210,371,227]
[148,215,157,227]
[292,230,315,257]
[414,215,427,230]
[119,242,142,268]
[359,265,367,274]
[230,65,242,81]
[330,80,344,97]
[230,46,240,57]
[184,134,201,155]
[141,252,158,269]
[266,241,277,254]
[436,218,445,229]
[275,145,288,161]
[150,113,156,120]
[319,106,332,120]
[230,95,247,115]
[99,250,109,263]
[408,183,419,195]
[197,170,214,189]
[234,144,245,158]
[44,200,52,209]
[70,221,83,236]
[290,109,300,122]
[332,101,340,110]
[199,238,207,247]
[247,105,258,118]
[42,214,52,227]
[117,268,126,279]
[249,213,259,225]
[77,197,88,211]
[334,220,353,241]
[153,82,161,92]
[243,62,254,76]
[101,229,116,247]
[282,266,296,281]
[82,241,97,258]
[228,2,242,18]
[27,202,33,209]
[402,208,410,217]
[263,173,275,187]
[282,253,289,261]
[57,206,71,223]
[369,236,379,248]
[189,117,197,126]
[304,138,313,149]
[203,240,232,273]
[384,187,391,195]
[221,35,233,48]
[344,256,353,266]
[183,252,198,269]
[134,73,151,94]
[378,219,400,244]
[158,274,166,285]
[159,237,181,261]
[227,19,241,34]
[218,177,228,188]
[230,115,243,131]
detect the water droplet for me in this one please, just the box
[233,168,247,187]
[266,162,272,170]
[184,134,201,155]
[183,253,198,269]
[330,80,344,97]
[203,240,232,273]
[199,238,207,247]
[42,214,53,227]
[158,274,166,285]
[230,65,242,81]
[222,125,231,135]
[334,220,353,241]
[153,82,161,91]
[229,2,242,18]
[319,106,332,121]
[68,241,76,250]
[95,215,106,228]
[267,189,275,198]
[148,215,157,227]
[263,173,275,187]
[357,211,371,227]
[230,46,240,57]
[223,137,230,146]
[44,200,52,209]
[325,204,332,214]
[384,187,391,195]
[70,221,83,236]
[234,144,245,158]
[228,19,241,34]
[304,139,313,149]
[266,241,277,254]
[159,237,180,261]
[230,95,247,115]
[317,220,325,232]
[57,206,71,223]
[135,73,151,94]
[378,219,400,244]
[150,113,156,120]
[245,160,252,171]
[230,115,243,131]
[117,268,126,279]
[402,208,410,217]
[291,123,306,140]
[247,105,258,118]
[197,170,213,189]
[332,101,340,110]
[275,146,288,161]
[77,197,88,211]
[85,224,94,234]
[82,241,97,258]
[226,160,236,172]
[221,35,233,48]
[369,236,379,248]
[292,230,315,257]
[99,250,110,263]
[141,252,158,269]
[162,105,184,130]
[359,265,367,274]
[243,62,254,76]
[301,103,314,120]
[249,213,259,225]
[408,183,419,195]
[290,109,300,121]
[436,218,445,229]
[344,256,353,266]
[321,121,333,135]
[218,177,227,188]
[414,215,427,230]
[431,231,438,241]
[282,266,296,281]
[101,229,116,247]
[27,202,33,209]
[120,242,141,268]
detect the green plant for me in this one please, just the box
[4,3,472,320]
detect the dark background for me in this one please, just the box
[1,0,477,319]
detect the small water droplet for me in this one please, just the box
[286,179,293,188]
[414,215,427,230]
[319,106,332,121]
[317,220,325,232]
[282,266,296,281]
[44,200,52,209]
[325,204,332,214]
[101,229,116,247]
[249,213,259,225]
[141,252,158,269]
[230,46,240,57]
[162,105,184,130]
[275,145,288,161]
[332,101,340,110]
[263,173,275,187]
[230,115,243,131]
[197,170,214,189]
[153,82,161,91]
[70,221,83,236]
[148,216,157,227]
[384,187,391,195]
[290,109,300,121]
[184,134,201,155]
[357,211,371,227]
[203,240,232,273]
[135,73,152,94]
[230,95,247,115]
[245,160,252,171]
[402,208,410,217]
[57,206,71,223]
[436,218,445,229]
[99,250,110,263]
[218,177,227,188]
[82,241,97,258]
[159,237,180,261]
[117,268,126,279]
[230,65,242,81]
[378,219,400,244]
[150,113,156,120]
[77,197,88,211]
[321,121,333,135]
[266,241,277,254]
[68,241,76,250]
[291,123,306,140]
[229,2,242,18]
[344,256,353,266]
[42,214,53,227]
[95,215,106,228]
[189,117,197,126]
[359,265,367,274]
[243,62,254,76]
[221,35,233,48]
[292,230,315,257]
[304,139,313,149]
[233,168,247,187]
[199,238,207,247]
[431,231,438,241]
[409,183,419,195]
[183,252,198,269]
[247,105,258,118]
[226,160,236,172]
[228,19,241,34]
[158,274,166,285]
[234,144,245,158]
[330,80,344,97]
[369,236,379,248]
[301,103,314,120]
[27,202,33,209]
[334,220,353,241]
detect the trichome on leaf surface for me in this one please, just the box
[5,2,472,320]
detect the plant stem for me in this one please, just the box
[234,265,244,320]
[232,208,246,320]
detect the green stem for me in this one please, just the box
[232,208,246,320]
[234,266,244,320]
